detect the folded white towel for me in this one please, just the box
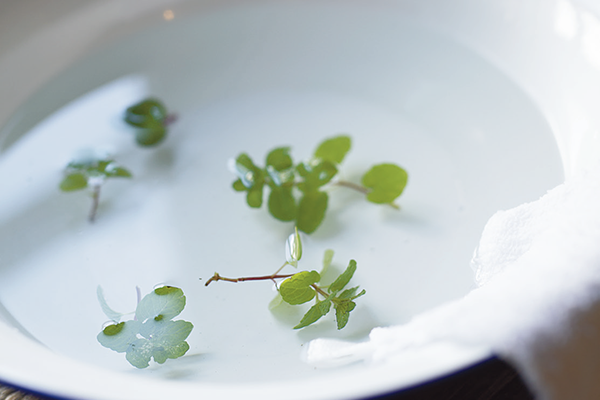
[305,163,600,399]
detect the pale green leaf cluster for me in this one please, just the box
[59,158,131,192]
[124,98,171,146]
[278,252,365,330]
[231,135,408,233]
[97,286,193,369]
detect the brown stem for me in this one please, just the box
[311,284,329,299]
[205,272,295,287]
[88,185,101,223]
[334,180,370,194]
[334,180,400,210]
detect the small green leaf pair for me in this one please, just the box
[124,98,174,147]
[97,286,193,369]
[231,135,408,233]
[279,257,365,330]
[59,156,132,222]
[59,158,132,192]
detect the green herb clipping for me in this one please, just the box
[59,154,132,222]
[205,230,365,330]
[231,135,408,233]
[124,98,176,147]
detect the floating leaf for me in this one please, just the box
[294,299,332,329]
[268,186,297,222]
[296,160,337,193]
[97,286,193,369]
[296,191,328,233]
[266,147,293,171]
[314,135,351,164]
[361,163,408,204]
[329,260,357,293]
[124,98,168,129]
[136,286,186,321]
[135,126,166,147]
[59,173,88,192]
[334,300,356,330]
[279,270,320,305]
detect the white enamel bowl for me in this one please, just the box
[0,1,597,399]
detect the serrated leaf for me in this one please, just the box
[59,173,88,191]
[135,286,186,322]
[334,300,356,330]
[266,147,293,171]
[135,126,166,147]
[294,299,332,329]
[279,270,320,305]
[337,286,366,300]
[329,259,357,293]
[268,186,297,221]
[296,191,328,234]
[314,135,351,164]
[361,163,408,204]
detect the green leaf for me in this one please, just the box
[102,322,125,336]
[105,164,132,178]
[59,173,88,191]
[135,126,167,147]
[232,179,246,192]
[233,154,265,207]
[266,147,293,171]
[314,135,351,164]
[124,98,168,128]
[294,299,332,329]
[279,270,320,305]
[296,160,338,193]
[296,191,328,233]
[329,259,357,293]
[337,286,366,300]
[268,186,297,221]
[361,163,408,204]
[285,226,303,266]
[246,186,264,208]
[334,300,356,330]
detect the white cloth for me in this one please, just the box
[305,164,600,399]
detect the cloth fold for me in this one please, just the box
[305,163,600,400]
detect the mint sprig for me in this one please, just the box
[59,156,132,222]
[231,135,408,233]
[204,229,365,330]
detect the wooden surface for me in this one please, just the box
[0,356,534,400]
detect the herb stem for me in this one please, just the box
[89,185,101,223]
[205,272,295,287]
[334,180,400,210]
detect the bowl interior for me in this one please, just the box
[0,0,591,398]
